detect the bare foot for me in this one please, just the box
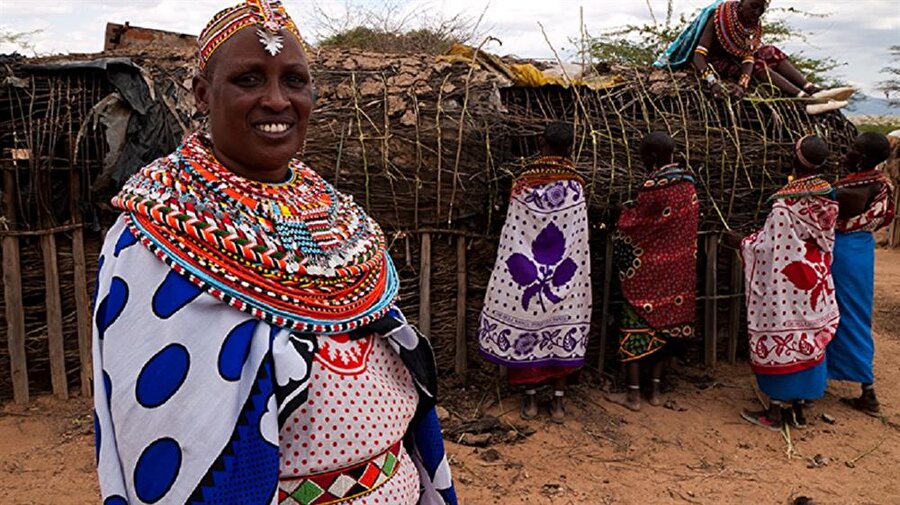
[550,398,565,424]
[521,395,538,420]
[606,392,641,412]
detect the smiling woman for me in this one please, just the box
[90,2,457,504]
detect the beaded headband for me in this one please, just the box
[795,135,822,170]
[198,0,303,71]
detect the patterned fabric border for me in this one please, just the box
[278,440,403,505]
[834,171,895,233]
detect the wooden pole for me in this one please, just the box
[0,223,83,236]
[2,236,27,403]
[70,147,92,397]
[727,250,743,364]
[597,234,614,371]
[418,232,432,337]
[704,234,719,368]
[41,233,68,400]
[455,236,468,378]
[2,161,28,403]
[72,228,92,397]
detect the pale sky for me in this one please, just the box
[1,0,898,96]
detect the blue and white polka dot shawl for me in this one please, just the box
[92,216,457,505]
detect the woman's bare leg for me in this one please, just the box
[774,59,819,92]
[649,359,665,407]
[551,376,567,422]
[521,388,538,420]
[606,362,641,411]
[754,66,802,96]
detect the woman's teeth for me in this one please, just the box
[256,123,290,133]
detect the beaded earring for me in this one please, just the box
[199,115,213,145]
[298,138,307,158]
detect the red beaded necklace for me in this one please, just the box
[714,1,762,58]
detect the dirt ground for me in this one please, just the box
[3,250,900,505]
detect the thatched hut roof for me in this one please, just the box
[3,42,858,232]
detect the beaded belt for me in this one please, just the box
[277,440,403,505]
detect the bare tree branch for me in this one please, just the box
[308,0,489,54]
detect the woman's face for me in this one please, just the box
[740,0,767,25]
[193,27,313,182]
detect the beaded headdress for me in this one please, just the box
[198,0,303,71]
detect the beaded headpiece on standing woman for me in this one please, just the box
[197,0,304,71]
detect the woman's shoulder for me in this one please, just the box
[120,150,183,191]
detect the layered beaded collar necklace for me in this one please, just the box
[518,155,585,186]
[113,132,396,333]
[180,134,341,261]
[645,163,696,188]
[770,174,832,201]
[714,1,763,58]
[835,170,889,187]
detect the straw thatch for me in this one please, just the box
[306,49,857,235]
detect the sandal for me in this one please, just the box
[840,396,881,418]
[520,389,538,420]
[741,409,783,431]
[550,390,566,424]
[790,402,808,429]
[811,86,856,102]
[806,100,848,115]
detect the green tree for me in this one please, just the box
[318,26,463,55]
[877,45,900,107]
[577,1,683,66]
[578,1,843,86]
[311,0,484,55]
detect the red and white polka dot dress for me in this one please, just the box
[279,333,420,504]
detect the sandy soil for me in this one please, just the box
[3,250,900,505]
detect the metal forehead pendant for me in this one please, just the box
[256,28,284,56]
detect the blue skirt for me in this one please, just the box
[756,357,828,402]
[827,232,876,384]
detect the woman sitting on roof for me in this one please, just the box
[654,0,852,114]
